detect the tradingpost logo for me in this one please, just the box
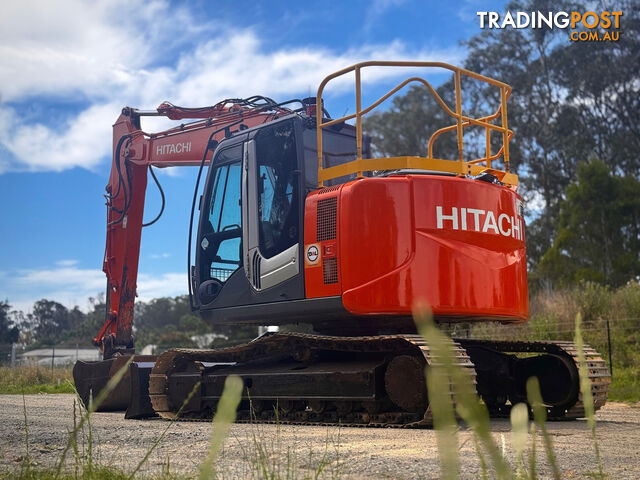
[477,10,623,42]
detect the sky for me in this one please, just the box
[0,0,508,313]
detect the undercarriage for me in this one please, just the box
[72,333,611,427]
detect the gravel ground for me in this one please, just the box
[1,394,639,479]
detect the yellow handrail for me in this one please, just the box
[315,61,516,187]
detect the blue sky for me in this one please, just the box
[0,0,508,312]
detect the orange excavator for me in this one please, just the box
[73,62,610,425]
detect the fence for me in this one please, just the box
[1,318,638,379]
[0,343,101,368]
[443,316,640,382]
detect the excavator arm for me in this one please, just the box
[95,99,289,358]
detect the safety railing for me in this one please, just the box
[315,61,517,187]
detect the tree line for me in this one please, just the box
[0,296,259,350]
[364,0,640,289]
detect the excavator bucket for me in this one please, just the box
[72,355,156,413]
[125,361,158,419]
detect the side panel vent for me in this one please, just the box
[318,185,340,195]
[317,197,337,241]
[323,258,338,284]
[252,251,261,290]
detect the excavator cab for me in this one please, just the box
[194,117,305,309]
[192,115,367,327]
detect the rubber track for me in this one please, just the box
[457,339,611,419]
[149,333,476,428]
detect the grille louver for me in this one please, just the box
[323,258,338,284]
[317,197,337,241]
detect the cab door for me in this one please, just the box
[195,142,244,304]
[243,120,301,291]
[194,117,305,311]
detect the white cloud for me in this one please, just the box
[6,263,106,312]
[149,253,171,259]
[0,102,119,172]
[137,272,187,301]
[0,1,463,173]
[55,259,79,267]
[524,190,546,218]
[0,0,205,102]
[2,261,186,313]
[155,167,182,177]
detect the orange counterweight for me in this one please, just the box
[304,175,528,323]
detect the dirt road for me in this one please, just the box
[1,394,639,479]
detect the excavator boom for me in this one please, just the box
[96,98,289,357]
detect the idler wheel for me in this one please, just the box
[308,400,327,413]
[384,355,428,413]
[278,400,303,415]
[363,400,381,415]
[335,401,353,415]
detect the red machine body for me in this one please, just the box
[94,63,529,356]
[304,175,528,322]
[75,62,610,426]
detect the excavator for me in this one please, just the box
[73,61,610,426]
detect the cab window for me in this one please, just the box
[255,123,299,259]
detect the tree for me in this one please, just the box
[0,301,19,344]
[552,0,640,176]
[363,84,458,159]
[155,326,198,350]
[134,296,192,332]
[362,0,640,273]
[77,294,107,342]
[31,299,70,343]
[463,0,639,266]
[536,160,640,287]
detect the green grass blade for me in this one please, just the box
[526,376,561,480]
[416,305,514,480]
[54,356,133,479]
[528,422,536,480]
[510,403,528,480]
[473,436,489,480]
[21,391,31,475]
[415,306,459,480]
[127,381,201,480]
[574,313,605,478]
[199,375,243,480]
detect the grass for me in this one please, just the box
[0,466,131,480]
[608,366,640,402]
[446,282,640,403]
[1,293,621,479]
[416,305,608,480]
[4,364,343,480]
[221,416,344,480]
[0,366,75,394]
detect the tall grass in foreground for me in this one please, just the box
[199,376,243,480]
[9,364,342,480]
[228,408,343,480]
[574,313,605,479]
[6,307,607,479]
[414,304,608,480]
